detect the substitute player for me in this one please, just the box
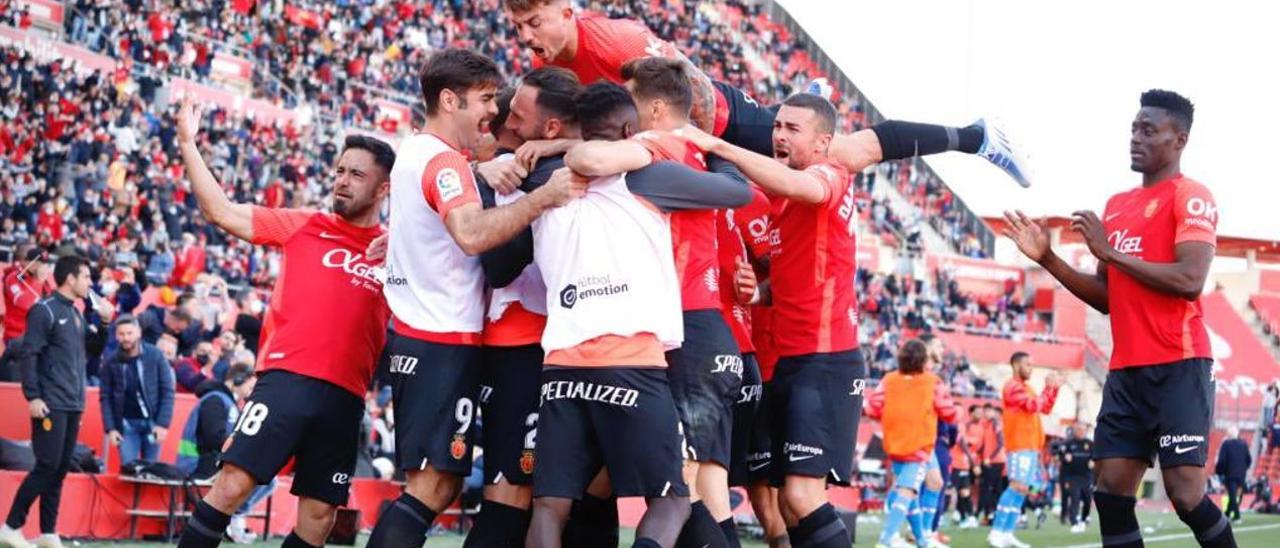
[1002,89,1233,548]
[369,49,580,548]
[679,93,865,547]
[503,0,1034,187]
[988,352,1062,548]
[527,82,751,548]
[866,340,959,548]
[172,96,394,548]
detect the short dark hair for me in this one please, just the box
[782,93,838,134]
[53,255,88,286]
[341,135,397,175]
[522,67,582,123]
[898,339,929,374]
[621,57,692,117]
[1140,89,1194,132]
[227,363,255,386]
[505,0,560,12]
[919,331,937,345]
[419,48,503,116]
[169,306,193,323]
[968,404,979,415]
[114,313,140,329]
[576,82,637,135]
[491,87,517,137]
[1010,351,1030,365]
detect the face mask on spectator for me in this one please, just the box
[195,353,210,366]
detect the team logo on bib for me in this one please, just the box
[559,284,578,309]
[520,449,536,475]
[436,168,463,202]
[450,433,467,460]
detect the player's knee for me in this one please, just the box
[925,475,944,491]
[1011,481,1029,495]
[896,487,918,501]
[207,465,257,511]
[484,480,533,509]
[531,496,573,522]
[405,467,464,510]
[297,498,337,528]
[1165,482,1205,514]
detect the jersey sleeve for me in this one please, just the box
[593,17,680,71]
[934,382,959,423]
[634,131,705,168]
[803,162,849,209]
[735,187,772,259]
[421,150,481,221]
[250,207,316,247]
[1172,180,1218,246]
[625,161,751,212]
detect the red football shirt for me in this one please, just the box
[3,267,47,341]
[1102,175,1216,369]
[547,15,731,134]
[767,160,859,357]
[717,209,752,354]
[252,207,389,397]
[635,131,721,312]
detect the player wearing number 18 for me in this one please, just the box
[172,94,396,548]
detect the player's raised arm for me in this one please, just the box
[1002,210,1110,314]
[562,139,653,176]
[175,97,255,242]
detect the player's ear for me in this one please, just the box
[1175,130,1189,151]
[441,88,459,113]
[544,117,561,140]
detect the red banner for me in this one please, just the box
[285,5,324,30]
[1201,291,1280,407]
[169,78,298,126]
[928,254,1025,301]
[16,0,63,26]
[936,330,1085,369]
[857,238,880,273]
[0,24,116,74]
[210,51,253,82]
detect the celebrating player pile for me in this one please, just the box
[168,0,1044,544]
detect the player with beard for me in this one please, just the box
[679,93,866,548]
[503,0,1034,188]
[369,49,582,548]
[172,96,395,548]
[988,352,1062,548]
[1002,89,1231,548]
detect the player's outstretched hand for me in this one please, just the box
[675,124,721,152]
[176,95,202,145]
[540,167,588,207]
[1045,371,1065,388]
[365,233,389,262]
[476,158,528,195]
[1001,210,1050,263]
[1071,210,1113,262]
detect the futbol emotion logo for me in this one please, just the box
[559,284,578,309]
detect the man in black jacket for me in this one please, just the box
[1058,422,1095,533]
[1,255,112,548]
[99,314,175,466]
[1215,427,1252,523]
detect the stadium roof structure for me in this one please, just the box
[981,216,1280,264]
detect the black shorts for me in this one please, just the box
[729,353,763,487]
[479,344,544,486]
[769,349,867,486]
[220,370,363,506]
[1094,357,1214,468]
[533,367,689,499]
[714,80,781,157]
[951,469,973,489]
[745,380,777,484]
[385,332,482,475]
[666,309,743,467]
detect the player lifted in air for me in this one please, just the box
[503,0,1034,188]
[1003,90,1233,548]
[173,96,394,548]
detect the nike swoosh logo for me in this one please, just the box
[1104,212,1122,222]
[58,319,68,325]
[319,232,342,240]
[788,454,816,463]
[748,462,769,472]
[1174,445,1198,455]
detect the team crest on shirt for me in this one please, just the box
[450,433,467,460]
[520,449,536,475]
[1144,199,1159,218]
[436,168,463,202]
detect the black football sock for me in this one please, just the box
[785,503,847,548]
[367,493,436,548]
[676,501,729,548]
[1175,495,1236,548]
[282,531,320,548]
[464,500,532,548]
[564,493,619,547]
[177,500,231,548]
[1094,491,1144,548]
[871,120,985,160]
[719,517,742,548]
